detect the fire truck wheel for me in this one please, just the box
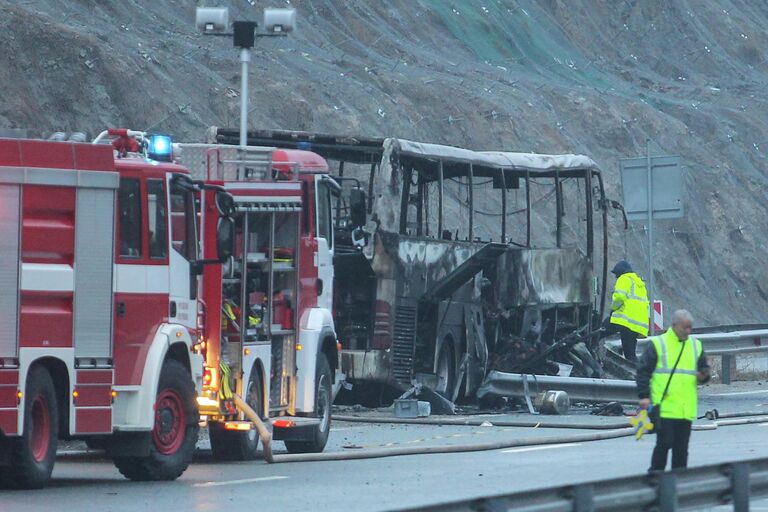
[285,356,332,454]
[1,366,58,489]
[209,372,263,461]
[113,360,198,481]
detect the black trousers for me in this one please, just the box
[650,418,692,471]
[619,327,638,362]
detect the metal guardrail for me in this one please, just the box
[489,329,768,404]
[639,329,768,385]
[412,456,768,511]
[693,323,768,335]
[478,372,638,404]
[637,329,768,355]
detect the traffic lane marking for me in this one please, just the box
[500,443,582,454]
[193,476,289,487]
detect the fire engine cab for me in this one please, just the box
[0,130,232,488]
[176,141,344,457]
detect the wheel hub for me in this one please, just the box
[153,390,185,455]
[30,395,51,463]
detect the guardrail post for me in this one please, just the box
[722,354,733,385]
[573,484,594,512]
[658,472,678,511]
[731,462,750,512]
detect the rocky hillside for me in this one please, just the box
[2,0,767,325]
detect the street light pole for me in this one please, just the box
[196,7,296,161]
[239,47,251,150]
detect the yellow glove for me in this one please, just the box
[629,408,654,440]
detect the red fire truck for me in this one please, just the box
[0,130,235,489]
[176,142,345,458]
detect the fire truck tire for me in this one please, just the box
[284,356,332,454]
[113,360,198,481]
[0,366,58,489]
[209,372,263,461]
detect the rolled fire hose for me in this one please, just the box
[233,393,274,464]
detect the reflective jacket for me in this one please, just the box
[609,272,649,336]
[645,329,703,421]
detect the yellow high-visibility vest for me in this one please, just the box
[609,272,649,336]
[650,329,702,421]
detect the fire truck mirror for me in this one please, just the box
[215,190,236,217]
[350,188,367,227]
[216,217,235,262]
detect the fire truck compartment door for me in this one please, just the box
[74,187,116,359]
[0,184,20,359]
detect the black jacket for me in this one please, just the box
[636,338,710,399]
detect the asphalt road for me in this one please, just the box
[2,387,768,511]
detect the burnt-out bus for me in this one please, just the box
[210,128,609,403]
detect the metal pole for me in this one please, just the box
[555,170,562,248]
[239,212,249,374]
[238,47,251,179]
[646,140,654,334]
[525,172,531,247]
[438,161,444,237]
[468,163,474,241]
[239,48,251,148]
[500,168,507,242]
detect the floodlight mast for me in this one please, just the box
[196,7,297,152]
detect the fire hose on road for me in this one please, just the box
[262,412,768,464]
[233,393,274,463]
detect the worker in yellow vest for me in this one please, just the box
[608,260,649,361]
[636,309,710,471]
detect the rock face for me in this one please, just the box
[2,0,767,324]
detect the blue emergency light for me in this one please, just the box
[148,135,173,162]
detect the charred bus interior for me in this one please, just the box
[212,128,609,404]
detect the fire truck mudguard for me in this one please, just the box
[278,356,332,453]
[295,309,337,413]
[112,359,198,481]
[111,324,202,433]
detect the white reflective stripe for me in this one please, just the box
[614,289,629,298]
[655,368,698,376]
[627,281,646,301]
[692,338,699,368]
[656,336,668,369]
[612,312,649,330]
